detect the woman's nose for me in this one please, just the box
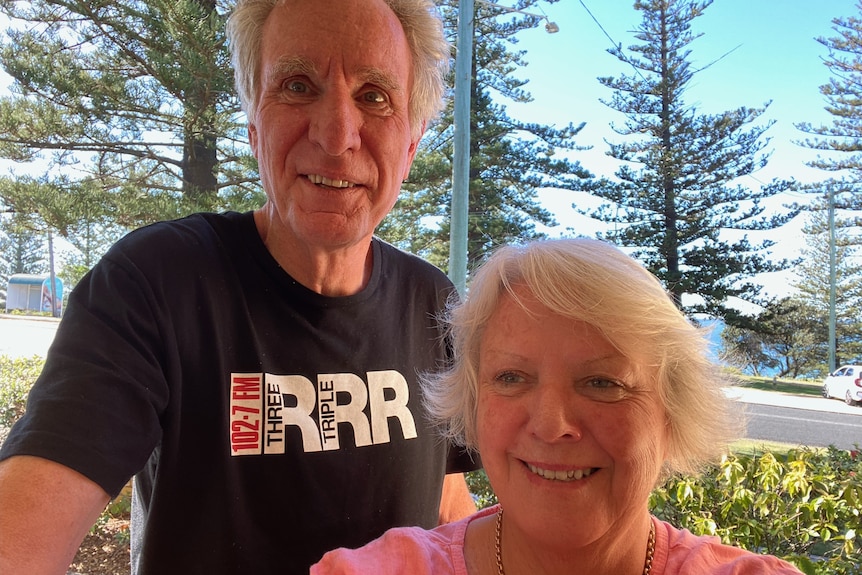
[526,382,583,442]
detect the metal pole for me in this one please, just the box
[828,182,836,371]
[449,0,473,296]
[48,229,59,318]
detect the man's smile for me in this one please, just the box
[307,174,357,188]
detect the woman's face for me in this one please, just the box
[476,288,669,548]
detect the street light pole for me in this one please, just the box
[448,1,558,295]
[828,181,836,372]
[449,0,474,296]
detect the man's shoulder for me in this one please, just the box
[374,238,452,287]
[104,211,253,266]
[116,211,249,248]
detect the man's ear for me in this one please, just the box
[402,120,427,180]
[248,122,259,158]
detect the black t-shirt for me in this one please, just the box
[1,211,476,574]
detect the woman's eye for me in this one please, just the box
[580,377,629,401]
[495,371,523,385]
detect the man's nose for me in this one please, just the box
[308,91,362,156]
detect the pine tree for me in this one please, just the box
[0,0,261,237]
[378,0,593,272]
[793,194,862,364]
[795,6,862,195]
[583,0,791,324]
[0,212,49,306]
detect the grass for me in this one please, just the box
[731,438,809,457]
[735,374,823,397]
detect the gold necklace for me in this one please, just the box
[494,507,656,575]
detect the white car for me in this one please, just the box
[822,365,862,406]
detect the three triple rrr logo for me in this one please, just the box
[229,371,418,456]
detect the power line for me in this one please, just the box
[577,0,648,82]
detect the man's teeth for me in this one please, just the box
[308,174,356,188]
[528,464,593,482]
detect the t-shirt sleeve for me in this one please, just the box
[0,249,170,497]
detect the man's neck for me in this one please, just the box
[253,209,374,297]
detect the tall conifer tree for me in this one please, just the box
[796,6,862,196]
[0,0,260,237]
[583,0,791,323]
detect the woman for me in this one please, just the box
[311,238,803,575]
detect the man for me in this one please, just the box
[0,0,477,573]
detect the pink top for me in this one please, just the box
[311,505,803,574]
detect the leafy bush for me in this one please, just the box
[651,447,861,574]
[466,469,497,509]
[0,354,44,427]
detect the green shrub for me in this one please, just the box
[466,469,497,509]
[0,355,44,427]
[651,447,861,574]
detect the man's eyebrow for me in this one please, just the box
[267,55,316,79]
[357,67,403,93]
[263,57,403,93]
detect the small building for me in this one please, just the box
[5,274,63,316]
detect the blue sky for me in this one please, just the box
[496,0,861,301]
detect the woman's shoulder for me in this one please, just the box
[311,507,497,575]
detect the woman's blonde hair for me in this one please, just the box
[225,0,450,139]
[423,238,744,477]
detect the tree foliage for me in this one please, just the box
[378,0,593,272]
[0,212,46,275]
[581,0,792,324]
[796,6,862,195]
[0,0,262,243]
[794,194,862,366]
[0,212,48,308]
[721,194,862,377]
[721,297,825,378]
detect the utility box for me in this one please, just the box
[5,274,63,315]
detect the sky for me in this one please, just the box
[493,0,861,303]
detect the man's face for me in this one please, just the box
[249,0,419,252]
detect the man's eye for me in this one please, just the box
[362,90,386,104]
[284,80,308,93]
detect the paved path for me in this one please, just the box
[726,386,862,416]
[0,315,60,358]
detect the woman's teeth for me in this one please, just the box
[528,464,594,482]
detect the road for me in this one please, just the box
[2,315,861,450]
[742,403,861,450]
[727,387,862,451]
